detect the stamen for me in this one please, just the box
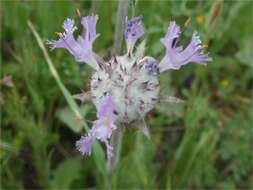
[184,18,191,27]
[54,26,81,58]
[54,32,63,37]
[202,44,208,48]
[76,9,81,18]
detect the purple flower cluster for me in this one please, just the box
[76,94,117,158]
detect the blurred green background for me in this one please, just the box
[1,0,252,189]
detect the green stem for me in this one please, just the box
[112,0,129,55]
[106,0,129,186]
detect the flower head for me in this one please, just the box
[48,14,212,159]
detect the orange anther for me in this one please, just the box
[184,18,191,27]
[54,32,62,36]
[202,44,208,48]
[76,9,81,18]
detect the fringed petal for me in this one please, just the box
[76,135,94,156]
[47,16,100,70]
[125,16,145,54]
[96,93,118,122]
[81,15,100,43]
[159,22,212,72]
[76,93,118,159]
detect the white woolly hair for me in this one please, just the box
[90,43,160,123]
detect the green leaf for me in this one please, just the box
[56,105,93,133]
[236,37,253,66]
[50,157,82,189]
[112,134,155,188]
[92,142,106,177]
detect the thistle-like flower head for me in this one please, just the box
[48,14,211,158]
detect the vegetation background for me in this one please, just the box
[1,0,252,189]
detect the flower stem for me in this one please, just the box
[106,0,129,184]
[112,0,129,55]
[107,126,124,175]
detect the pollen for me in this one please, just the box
[196,15,205,25]
[221,79,229,88]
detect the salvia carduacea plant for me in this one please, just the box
[47,14,212,159]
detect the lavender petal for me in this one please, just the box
[159,22,212,72]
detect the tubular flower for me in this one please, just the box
[125,16,145,54]
[159,21,212,72]
[76,93,117,158]
[48,15,212,158]
[47,16,99,69]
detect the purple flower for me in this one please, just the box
[49,14,212,159]
[76,135,94,156]
[97,93,117,122]
[125,16,145,53]
[47,16,99,69]
[144,57,160,75]
[76,93,118,158]
[81,16,100,44]
[159,21,212,72]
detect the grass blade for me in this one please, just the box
[27,20,88,132]
[27,20,106,178]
